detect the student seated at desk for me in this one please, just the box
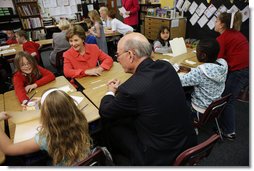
[178,39,228,117]
[15,30,41,64]
[5,30,18,45]
[13,51,55,105]
[99,7,112,30]
[63,25,113,80]
[0,89,92,166]
[80,22,97,44]
[49,19,71,66]
[153,26,171,54]
[105,9,133,35]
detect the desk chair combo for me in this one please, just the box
[193,94,232,140]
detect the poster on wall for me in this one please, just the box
[188,1,198,15]
[182,0,191,12]
[204,4,217,18]
[207,16,217,30]
[195,3,207,16]
[197,14,208,28]
[241,6,249,22]
[189,13,199,25]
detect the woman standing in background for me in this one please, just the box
[121,0,140,31]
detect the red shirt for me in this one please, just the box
[63,43,113,78]
[23,41,40,62]
[217,30,249,71]
[122,0,140,26]
[6,38,17,45]
[13,65,55,103]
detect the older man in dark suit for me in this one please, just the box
[99,33,197,165]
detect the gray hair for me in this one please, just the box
[123,39,152,58]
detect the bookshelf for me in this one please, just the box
[139,3,160,34]
[0,7,21,30]
[14,0,45,40]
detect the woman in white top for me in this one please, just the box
[105,9,133,35]
[153,26,171,54]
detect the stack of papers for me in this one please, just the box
[0,48,16,55]
[169,37,187,57]
[118,7,130,18]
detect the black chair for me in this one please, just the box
[173,133,220,166]
[55,49,68,76]
[193,94,231,140]
[75,147,114,166]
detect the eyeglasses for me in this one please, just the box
[114,51,128,59]
[20,62,31,68]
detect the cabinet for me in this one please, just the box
[14,0,45,40]
[0,7,21,30]
[145,16,186,41]
[139,3,160,34]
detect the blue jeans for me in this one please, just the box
[219,68,249,134]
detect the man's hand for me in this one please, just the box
[25,83,37,93]
[0,112,10,121]
[85,67,104,76]
[107,79,121,94]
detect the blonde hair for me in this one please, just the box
[88,10,102,25]
[39,90,92,166]
[99,7,108,14]
[218,11,243,31]
[58,19,71,31]
[14,51,41,84]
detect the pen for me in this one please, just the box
[25,90,37,105]
[81,104,89,111]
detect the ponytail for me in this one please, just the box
[233,11,242,31]
[218,11,242,31]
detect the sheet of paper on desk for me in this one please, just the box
[70,95,84,105]
[0,45,10,50]
[58,85,73,93]
[0,49,16,55]
[14,119,41,143]
[169,37,187,57]
[8,110,40,124]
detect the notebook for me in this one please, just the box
[169,37,187,57]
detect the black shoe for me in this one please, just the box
[222,132,236,141]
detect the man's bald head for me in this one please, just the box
[118,33,152,58]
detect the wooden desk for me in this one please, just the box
[10,91,99,143]
[75,62,131,108]
[152,48,202,68]
[0,39,53,58]
[0,94,5,164]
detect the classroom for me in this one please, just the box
[0,0,249,166]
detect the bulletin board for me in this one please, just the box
[176,0,249,40]
[38,0,82,21]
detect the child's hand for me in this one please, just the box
[0,112,11,121]
[31,52,37,56]
[25,83,37,93]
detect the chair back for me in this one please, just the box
[75,147,114,166]
[173,133,220,166]
[194,94,231,128]
[55,49,68,75]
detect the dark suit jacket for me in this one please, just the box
[99,58,197,165]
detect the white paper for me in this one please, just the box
[58,85,73,93]
[0,45,10,50]
[171,19,179,28]
[207,16,217,30]
[63,0,69,5]
[70,95,84,105]
[70,0,76,6]
[190,13,199,26]
[176,0,184,11]
[204,4,217,18]
[185,59,196,65]
[215,5,227,17]
[76,0,81,4]
[118,7,130,18]
[71,5,78,13]
[228,5,239,14]
[189,1,198,15]
[241,6,249,22]
[43,0,57,8]
[182,0,191,12]
[87,4,94,11]
[198,15,208,28]
[196,3,207,16]
[169,37,187,57]
[0,49,16,55]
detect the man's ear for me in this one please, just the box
[128,51,135,63]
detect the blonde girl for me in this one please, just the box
[88,10,108,54]
[0,89,92,166]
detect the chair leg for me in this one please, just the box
[215,118,223,141]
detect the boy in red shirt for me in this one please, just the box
[15,30,42,65]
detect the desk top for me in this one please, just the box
[76,62,131,107]
[0,39,53,57]
[0,94,5,164]
[152,48,202,67]
[4,76,76,111]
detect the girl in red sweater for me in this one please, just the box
[215,11,249,140]
[13,51,55,105]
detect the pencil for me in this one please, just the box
[81,103,89,111]
[25,90,37,105]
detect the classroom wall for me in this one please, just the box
[160,0,174,8]
[184,0,249,40]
